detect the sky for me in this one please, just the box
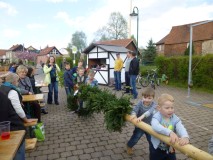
[0,0,213,50]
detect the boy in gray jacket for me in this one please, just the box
[127,87,157,155]
[151,93,189,160]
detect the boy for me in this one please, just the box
[85,69,98,87]
[63,62,74,95]
[150,93,189,160]
[74,67,87,112]
[127,87,157,155]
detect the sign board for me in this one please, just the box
[72,46,78,54]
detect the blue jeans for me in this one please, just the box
[48,81,59,103]
[150,144,176,160]
[114,71,121,90]
[65,87,73,96]
[14,140,25,160]
[130,75,138,99]
[127,127,152,152]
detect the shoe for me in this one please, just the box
[47,102,52,104]
[127,145,134,155]
[123,92,129,94]
[55,102,59,105]
[41,110,48,114]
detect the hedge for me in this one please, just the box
[154,54,213,90]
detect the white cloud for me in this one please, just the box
[2,29,20,38]
[0,1,17,16]
[26,23,46,30]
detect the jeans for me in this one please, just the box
[48,81,59,103]
[14,140,25,160]
[65,87,73,96]
[114,71,121,90]
[150,144,176,160]
[127,127,152,152]
[130,75,138,99]
[125,71,130,92]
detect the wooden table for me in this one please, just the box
[0,130,25,160]
[22,94,44,102]
[35,83,48,88]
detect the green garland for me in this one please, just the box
[67,85,132,132]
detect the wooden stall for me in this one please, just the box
[84,43,130,85]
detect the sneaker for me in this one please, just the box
[127,146,134,155]
[41,110,48,114]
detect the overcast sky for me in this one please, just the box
[0,0,213,50]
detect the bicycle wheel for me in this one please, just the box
[141,78,149,87]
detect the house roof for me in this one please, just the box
[96,39,134,47]
[156,21,213,45]
[9,44,23,51]
[37,46,62,56]
[27,46,38,50]
[0,49,7,56]
[83,43,130,54]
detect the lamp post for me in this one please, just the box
[187,20,213,97]
[130,6,139,57]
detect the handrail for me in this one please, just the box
[125,114,213,160]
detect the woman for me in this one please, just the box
[27,66,48,114]
[43,56,61,105]
[16,65,42,121]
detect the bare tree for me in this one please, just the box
[95,12,128,41]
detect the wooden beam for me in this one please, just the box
[125,114,213,160]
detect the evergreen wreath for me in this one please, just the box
[67,85,132,132]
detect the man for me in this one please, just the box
[124,51,132,93]
[129,51,139,99]
[114,53,123,91]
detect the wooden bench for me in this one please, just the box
[24,119,38,127]
[25,138,37,150]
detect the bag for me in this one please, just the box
[33,122,45,141]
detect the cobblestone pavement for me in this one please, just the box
[26,73,213,160]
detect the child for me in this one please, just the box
[64,62,74,95]
[150,93,189,160]
[127,87,157,155]
[74,67,87,112]
[9,62,17,73]
[85,69,98,87]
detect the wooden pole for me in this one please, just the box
[125,114,213,160]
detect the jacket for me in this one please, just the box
[151,111,189,149]
[43,63,60,84]
[129,57,139,75]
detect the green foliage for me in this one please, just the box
[184,43,195,56]
[155,54,213,90]
[142,39,157,65]
[67,85,132,132]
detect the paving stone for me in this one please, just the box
[35,155,48,160]
[79,154,92,160]
[47,153,60,160]
[25,73,213,160]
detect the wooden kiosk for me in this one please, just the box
[84,43,130,85]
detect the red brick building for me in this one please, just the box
[156,21,213,56]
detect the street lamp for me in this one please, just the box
[187,20,213,97]
[130,6,139,57]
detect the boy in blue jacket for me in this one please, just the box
[150,93,189,160]
[63,62,74,96]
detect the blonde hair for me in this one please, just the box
[158,93,174,107]
[16,65,28,74]
[5,72,19,83]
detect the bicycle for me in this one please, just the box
[140,69,160,89]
